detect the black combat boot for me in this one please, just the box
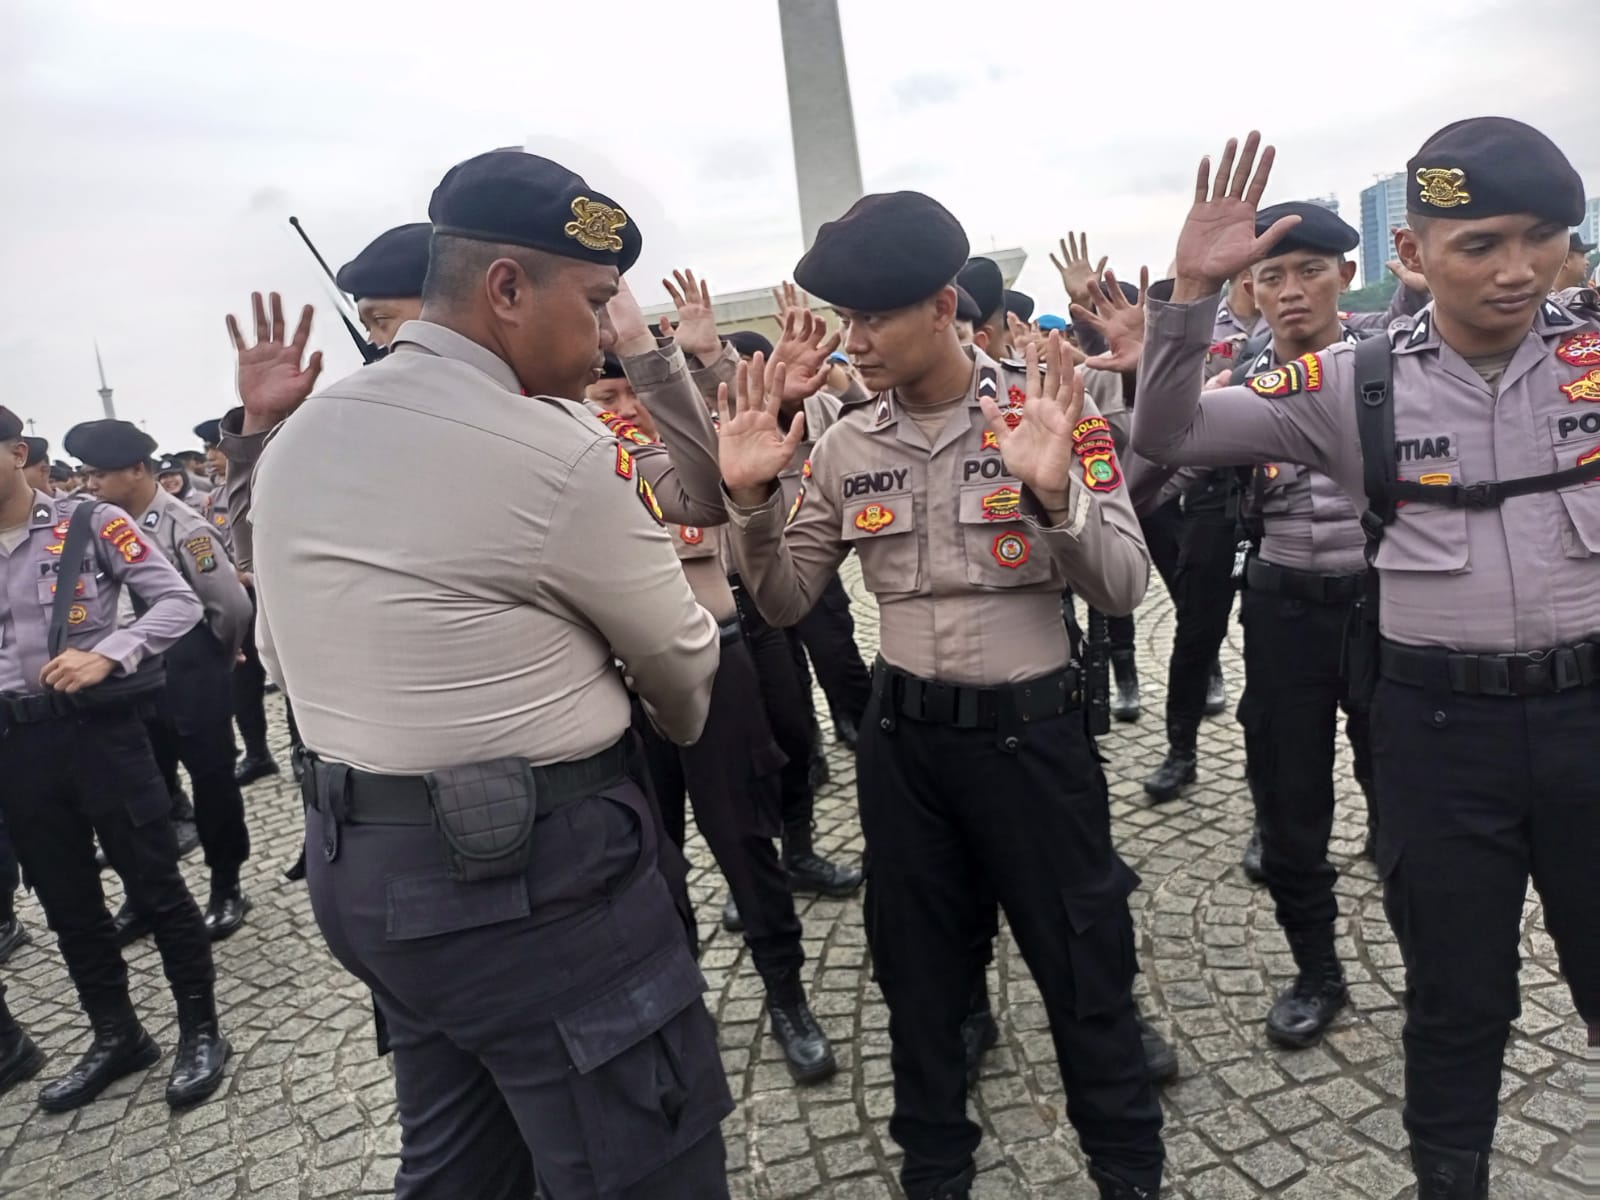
[1265,927,1348,1049]
[721,894,743,933]
[38,996,160,1112]
[1089,1165,1159,1198]
[203,876,252,942]
[0,996,44,1099]
[765,975,836,1085]
[922,1165,976,1200]
[111,899,151,948]
[234,752,280,786]
[0,915,30,964]
[832,712,860,749]
[1110,649,1141,722]
[961,975,999,1087]
[166,989,231,1107]
[784,824,863,898]
[1137,1013,1179,1084]
[1142,721,1198,803]
[1240,823,1265,883]
[1203,658,1227,716]
[1411,1138,1489,1199]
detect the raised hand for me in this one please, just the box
[663,269,721,363]
[977,332,1086,510]
[605,275,653,353]
[767,308,841,404]
[770,280,811,320]
[226,292,324,435]
[1050,232,1108,308]
[1172,132,1300,300]
[1070,267,1150,373]
[716,352,807,503]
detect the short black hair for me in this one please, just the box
[421,234,558,305]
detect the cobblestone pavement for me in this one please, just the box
[0,568,1590,1199]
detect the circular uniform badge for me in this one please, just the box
[991,531,1030,569]
[67,603,88,625]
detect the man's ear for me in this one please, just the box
[1394,226,1424,276]
[973,327,991,352]
[1339,259,1358,288]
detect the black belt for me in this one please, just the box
[875,660,1080,729]
[0,684,160,731]
[1245,557,1364,604]
[718,617,743,646]
[1379,638,1600,697]
[306,738,631,826]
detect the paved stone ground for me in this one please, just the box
[0,568,1591,1199]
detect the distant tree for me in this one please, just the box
[1341,273,1399,313]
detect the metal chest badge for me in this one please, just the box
[1561,368,1600,404]
[1414,167,1471,209]
[564,197,628,253]
[853,503,895,534]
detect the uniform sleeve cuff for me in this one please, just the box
[90,632,144,676]
[1147,290,1224,344]
[620,342,687,388]
[1019,478,1091,540]
[219,411,268,467]
[722,483,784,530]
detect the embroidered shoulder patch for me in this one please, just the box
[1246,355,1322,399]
[636,477,664,525]
[614,444,634,480]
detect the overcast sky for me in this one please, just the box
[4,0,1596,453]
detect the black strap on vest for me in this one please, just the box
[47,502,98,657]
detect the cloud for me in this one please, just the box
[888,72,970,112]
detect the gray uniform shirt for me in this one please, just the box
[137,485,253,657]
[1133,288,1600,653]
[250,320,720,773]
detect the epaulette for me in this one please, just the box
[589,407,654,447]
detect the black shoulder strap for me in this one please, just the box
[47,502,99,657]
[1354,335,1397,540]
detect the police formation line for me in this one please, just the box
[0,114,1593,1200]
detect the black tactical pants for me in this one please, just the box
[858,674,1163,1199]
[1238,585,1371,933]
[788,572,872,732]
[1165,505,1236,729]
[233,587,270,760]
[745,622,820,854]
[636,633,805,986]
[147,627,251,885]
[0,709,214,1014]
[0,812,17,918]
[305,773,732,1200]
[1371,675,1600,1152]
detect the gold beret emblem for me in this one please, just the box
[564,197,628,253]
[1415,167,1471,209]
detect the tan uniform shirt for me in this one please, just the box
[725,347,1150,686]
[1133,288,1600,653]
[138,486,253,656]
[250,320,720,773]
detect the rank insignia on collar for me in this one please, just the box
[1404,312,1432,349]
[142,510,161,529]
[1557,331,1600,367]
[1414,167,1471,209]
[991,531,1030,568]
[980,486,1021,521]
[981,430,1000,450]
[1560,368,1600,403]
[1251,347,1274,372]
[874,396,891,426]
[801,458,812,479]
[977,367,999,400]
[1542,300,1575,328]
[564,197,628,252]
[853,503,895,534]
[32,503,50,524]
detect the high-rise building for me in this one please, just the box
[1359,172,1408,287]
[1581,196,1600,248]
[1306,195,1339,216]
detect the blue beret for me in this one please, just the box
[795,192,969,312]
[1407,117,1583,226]
[1005,290,1034,322]
[957,258,1004,321]
[21,436,47,467]
[1257,202,1359,257]
[725,330,774,359]
[64,420,158,470]
[429,151,642,273]
[336,223,432,300]
[1036,314,1069,333]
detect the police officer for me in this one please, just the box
[586,293,840,1084]
[336,221,431,344]
[0,407,230,1111]
[1556,231,1594,292]
[156,454,206,510]
[718,192,1163,1200]
[70,421,256,940]
[21,437,50,494]
[243,150,732,1199]
[1131,123,1598,1198]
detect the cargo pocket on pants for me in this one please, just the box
[557,944,732,1193]
[1060,867,1138,1020]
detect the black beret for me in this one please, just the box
[1256,202,1360,258]
[155,455,186,475]
[1573,232,1597,254]
[63,420,158,470]
[1005,290,1034,322]
[21,436,47,467]
[954,285,982,323]
[49,461,72,482]
[174,449,206,464]
[599,351,627,380]
[795,192,969,312]
[0,407,20,441]
[194,419,222,446]
[724,330,774,359]
[335,222,432,300]
[1407,117,1583,226]
[957,257,1004,321]
[429,151,642,273]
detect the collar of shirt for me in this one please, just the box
[1249,326,1360,375]
[392,320,523,394]
[865,345,998,451]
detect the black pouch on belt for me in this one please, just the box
[424,758,539,882]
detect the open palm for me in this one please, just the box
[978,334,1085,506]
[716,353,807,498]
[1173,132,1301,290]
[225,292,323,434]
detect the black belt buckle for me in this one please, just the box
[1553,646,1583,691]
[1460,480,1502,509]
[1476,654,1513,697]
[919,681,956,725]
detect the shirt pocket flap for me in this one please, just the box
[1372,456,1469,573]
[840,492,915,542]
[36,573,100,605]
[958,482,1025,524]
[556,945,707,1074]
